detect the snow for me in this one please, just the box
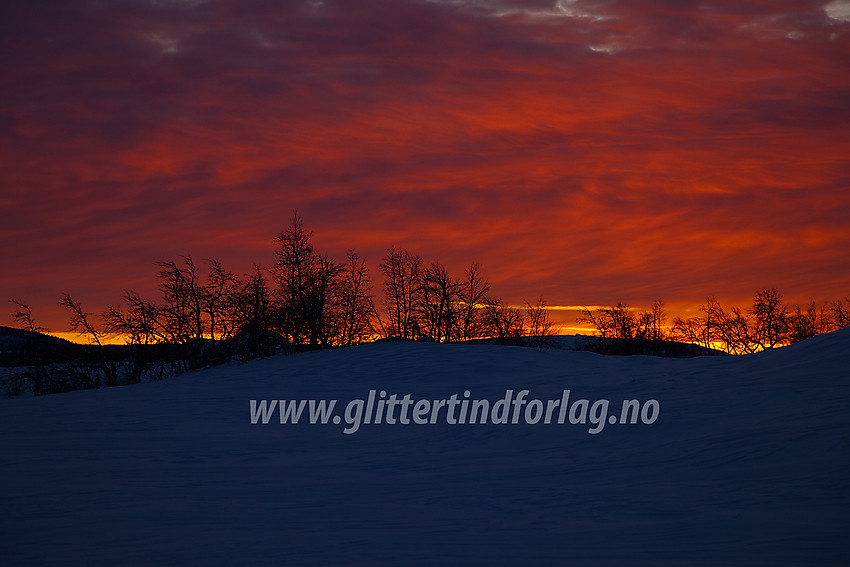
[2,330,849,565]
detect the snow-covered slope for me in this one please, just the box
[2,330,849,566]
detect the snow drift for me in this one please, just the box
[2,329,849,565]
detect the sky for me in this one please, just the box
[2,0,849,337]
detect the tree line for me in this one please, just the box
[577,289,850,355]
[4,212,554,395]
[5,211,846,395]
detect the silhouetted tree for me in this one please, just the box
[672,296,725,350]
[155,256,202,344]
[457,262,490,342]
[481,296,524,344]
[635,299,665,341]
[788,301,831,343]
[577,302,637,339]
[104,291,160,346]
[831,298,850,328]
[420,260,461,343]
[103,291,162,383]
[673,292,789,354]
[231,265,277,358]
[379,246,422,339]
[8,299,49,334]
[272,211,343,347]
[717,306,757,355]
[524,296,555,348]
[751,287,789,349]
[272,211,315,344]
[59,293,106,347]
[338,250,375,346]
[6,300,52,396]
[203,259,242,342]
[58,292,120,387]
[308,254,344,347]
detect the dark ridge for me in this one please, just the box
[575,336,728,358]
[0,326,83,366]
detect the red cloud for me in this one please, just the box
[1,0,848,333]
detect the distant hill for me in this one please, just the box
[573,335,728,357]
[0,326,81,366]
[0,325,75,349]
